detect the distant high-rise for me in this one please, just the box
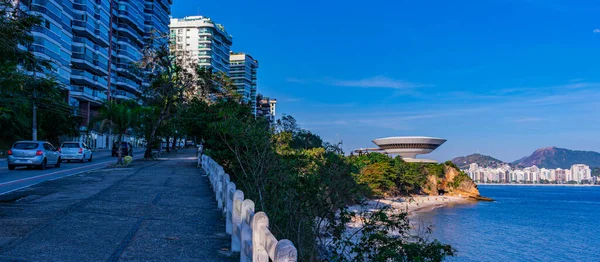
[169,16,232,74]
[230,52,258,112]
[256,94,277,123]
[570,164,591,182]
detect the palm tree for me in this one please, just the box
[91,100,139,165]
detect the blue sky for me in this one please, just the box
[172,0,600,162]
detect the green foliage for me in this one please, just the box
[329,207,455,261]
[290,129,324,150]
[444,160,460,171]
[592,167,600,177]
[426,164,446,179]
[90,100,140,165]
[184,99,453,261]
[451,171,470,189]
[0,0,80,145]
[349,155,474,196]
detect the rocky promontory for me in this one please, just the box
[422,165,493,201]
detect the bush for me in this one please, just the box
[186,100,453,261]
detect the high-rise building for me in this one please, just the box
[256,94,276,124]
[169,16,232,74]
[571,164,591,183]
[70,0,112,125]
[229,52,258,112]
[21,0,171,145]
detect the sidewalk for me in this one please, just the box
[0,149,236,261]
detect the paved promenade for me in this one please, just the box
[0,149,237,261]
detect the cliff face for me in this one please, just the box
[422,166,489,200]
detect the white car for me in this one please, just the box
[8,141,62,170]
[59,141,92,163]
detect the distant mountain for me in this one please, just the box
[512,147,600,169]
[452,154,507,170]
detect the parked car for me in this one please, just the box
[7,141,61,170]
[59,141,92,163]
[112,141,133,157]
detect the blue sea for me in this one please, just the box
[416,185,600,262]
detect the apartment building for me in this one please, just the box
[21,0,171,147]
[229,52,258,112]
[169,16,232,74]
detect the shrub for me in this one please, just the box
[123,156,133,165]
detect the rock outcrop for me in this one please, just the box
[422,165,492,201]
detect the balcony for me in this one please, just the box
[111,90,138,101]
[72,20,110,47]
[115,24,143,45]
[71,53,109,76]
[115,76,139,92]
[70,85,107,105]
[71,69,108,90]
[115,7,145,32]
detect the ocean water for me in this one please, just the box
[415,185,600,262]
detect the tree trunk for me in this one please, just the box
[144,117,162,159]
[143,105,169,159]
[117,133,123,165]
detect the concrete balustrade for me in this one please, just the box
[200,154,298,262]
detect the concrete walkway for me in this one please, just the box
[0,149,237,261]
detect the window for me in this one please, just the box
[45,20,51,29]
[13,143,38,150]
[61,143,80,148]
[44,143,55,151]
[186,36,190,39]
[187,29,190,31]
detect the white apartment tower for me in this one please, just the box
[169,16,232,74]
[230,52,259,112]
[570,164,591,182]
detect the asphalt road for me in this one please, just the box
[0,148,145,195]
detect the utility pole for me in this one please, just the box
[31,47,38,141]
[32,98,37,140]
[14,0,37,141]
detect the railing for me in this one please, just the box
[199,152,298,262]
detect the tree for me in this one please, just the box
[0,0,79,147]
[291,129,324,150]
[91,101,139,165]
[277,114,300,134]
[137,45,191,158]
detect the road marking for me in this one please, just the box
[0,155,144,187]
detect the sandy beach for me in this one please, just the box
[347,195,474,218]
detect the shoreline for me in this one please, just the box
[348,195,475,218]
[477,183,599,187]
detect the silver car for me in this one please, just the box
[7,141,62,170]
[59,141,92,163]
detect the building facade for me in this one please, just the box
[256,94,276,123]
[169,16,232,74]
[571,164,592,182]
[229,52,258,112]
[21,0,171,147]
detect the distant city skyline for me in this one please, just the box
[467,163,595,184]
[172,0,600,161]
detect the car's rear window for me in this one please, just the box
[114,142,129,146]
[13,143,39,149]
[62,143,79,148]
